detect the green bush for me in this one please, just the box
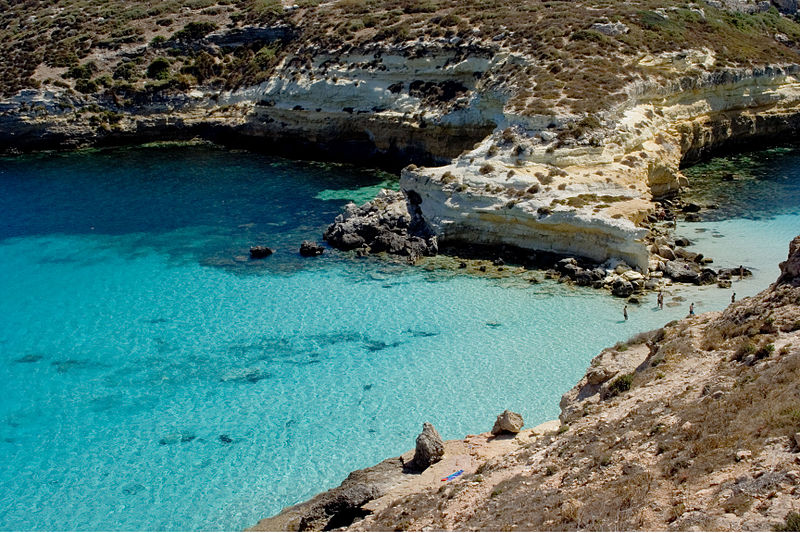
[608,373,634,396]
[755,344,775,360]
[735,342,757,361]
[113,61,139,82]
[147,57,171,80]
[774,511,800,531]
[253,44,279,68]
[74,78,98,94]
[172,21,218,41]
[63,62,97,80]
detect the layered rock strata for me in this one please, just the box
[398,64,800,271]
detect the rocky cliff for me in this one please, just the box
[3,1,800,268]
[399,63,800,270]
[257,235,800,531]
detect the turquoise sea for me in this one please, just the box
[0,145,798,531]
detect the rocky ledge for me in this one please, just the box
[255,235,800,531]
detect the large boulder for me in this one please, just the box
[491,410,524,435]
[299,241,324,257]
[777,235,800,286]
[612,278,634,297]
[410,422,444,471]
[663,260,701,284]
[699,268,718,285]
[772,0,798,13]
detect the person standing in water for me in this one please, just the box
[689,302,695,315]
[623,305,628,321]
[657,291,664,310]
[731,292,736,304]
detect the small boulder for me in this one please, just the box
[574,269,594,286]
[735,450,752,462]
[621,270,644,282]
[674,237,692,247]
[614,262,631,275]
[657,245,676,261]
[249,246,274,259]
[674,248,698,262]
[491,410,524,435]
[299,241,324,257]
[410,422,444,471]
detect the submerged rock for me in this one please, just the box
[249,246,274,259]
[159,432,196,445]
[491,410,524,435]
[14,354,43,363]
[410,422,444,471]
[220,367,269,383]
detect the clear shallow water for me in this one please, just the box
[0,145,797,531]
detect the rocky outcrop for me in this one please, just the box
[323,190,437,258]
[777,235,800,286]
[491,410,524,435]
[0,39,500,166]
[249,456,407,531]
[410,423,445,471]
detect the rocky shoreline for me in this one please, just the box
[255,235,800,531]
[322,187,753,299]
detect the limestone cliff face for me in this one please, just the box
[0,41,501,165]
[401,62,800,269]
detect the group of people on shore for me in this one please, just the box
[623,290,736,320]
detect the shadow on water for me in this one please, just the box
[682,145,800,221]
[0,145,397,275]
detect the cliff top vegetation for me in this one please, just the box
[3,0,800,114]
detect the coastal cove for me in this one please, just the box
[0,144,798,531]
